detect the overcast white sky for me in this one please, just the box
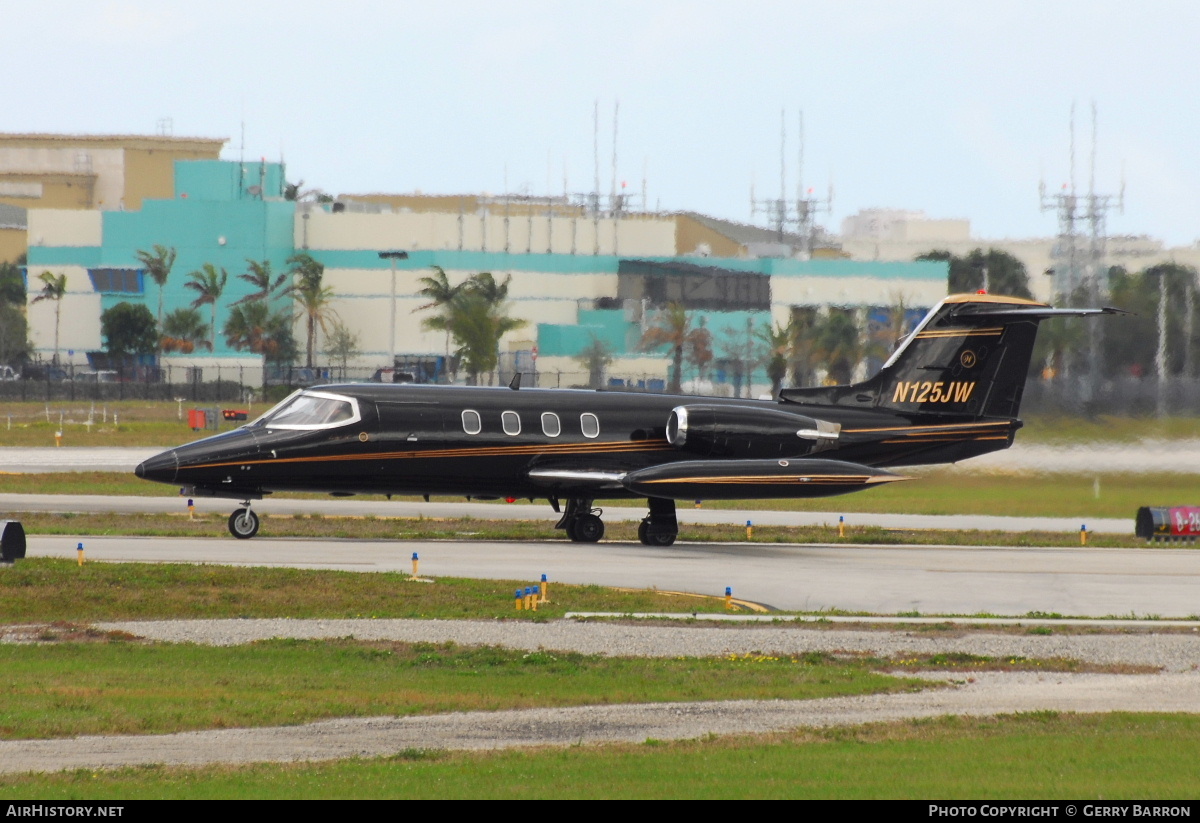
[6,1,1199,246]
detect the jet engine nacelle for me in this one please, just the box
[664,404,841,459]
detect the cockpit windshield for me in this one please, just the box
[253,390,361,430]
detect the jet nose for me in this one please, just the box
[135,450,178,484]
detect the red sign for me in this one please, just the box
[1168,507,1200,536]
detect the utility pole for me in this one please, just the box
[378,250,409,368]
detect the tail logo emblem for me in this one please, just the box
[960,350,978,368]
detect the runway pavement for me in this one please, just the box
[25,533,1200,617]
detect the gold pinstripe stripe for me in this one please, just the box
[843,421,1012,434]
[913,328,1004,338]
[186,439,672,471]
[883,437,1009,443]
[640,475,881,484]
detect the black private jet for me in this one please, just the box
[135,293,1117,545]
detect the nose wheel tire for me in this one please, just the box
[228,508,260,540]
[570,514,605,543]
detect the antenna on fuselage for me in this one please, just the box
[509,372,522,390]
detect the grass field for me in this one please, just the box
[0,559,1189,799]
[0,639,922,740]
[0,559,740,623]
[1,713,1196,799]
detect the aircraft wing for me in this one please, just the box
[952,305,1127,319]
[528,457,905,500]
[526,468,628,491]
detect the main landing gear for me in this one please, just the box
[556,498,605,543]
[228,502,260,540]
[638,497,677,546]
[554,497,679,546]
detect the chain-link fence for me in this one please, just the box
[0,363,254,403]
[1021,376,1200,417]
[4,359,1200,416]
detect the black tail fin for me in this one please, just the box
[781,294,1116,420]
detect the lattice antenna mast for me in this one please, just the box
[1039,101,1124,302]
[567,100,644,252]
[750,109,831,255]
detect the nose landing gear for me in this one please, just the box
[228,503,260,539]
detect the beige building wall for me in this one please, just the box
[534,354,669,386]
[771,274,946,312]
[0,173,96,210]
[121,147,210,210]
[341,192,588,218]
[27,210,103,248]
[25,266,101,365]
[322,265,620,367]
[0,134,225,213]
[674,214,746,257]
[0,228,24,263]
[160,355,265,388]
[300,210,677,257]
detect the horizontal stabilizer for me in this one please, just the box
[622,458,907,500]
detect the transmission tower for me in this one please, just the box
[1039,101,1124,302]
[750,110,831,256]
[1039,101,1124,392]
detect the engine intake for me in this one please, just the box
[665,404,840,459]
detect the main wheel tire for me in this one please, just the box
[638,520,676,546]
[572,514,605,543]
[228,508,260,540]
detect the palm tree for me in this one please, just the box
[234,259,288,305]
[464,271,509,304]
[161,307,210,353]
[811,309,869,385]
[759,318,795,399]
[417,270,526,385]
[184,264,228,354]
[224,301,294,362]
[287,253,337,368]
[444,292,526,385]
[32,271,67,365]
[576,335,613,389]
[415,265,465,360]
[638,303,711,394]
[135,245,176,351]
[415,265,464,311]
[287,252,325,293]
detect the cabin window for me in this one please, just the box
[258,390,361,431]
[461,409,481,435]
[541,412,561,437]
[580,412,600,438]
[502,411,521,436]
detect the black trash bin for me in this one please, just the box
[1,520,26,562]
[1135,506,1199,542]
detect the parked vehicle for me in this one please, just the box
[73,370,119,384]
[23,365,69,381]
